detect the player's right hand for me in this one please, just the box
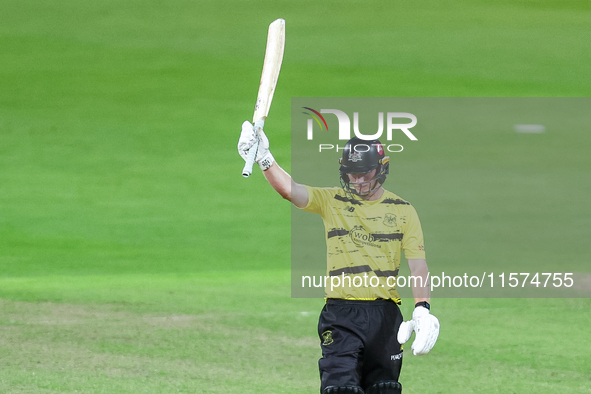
[238,120,258,161]
[237,120,274,170]
[397,306,440,356]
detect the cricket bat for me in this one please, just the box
[242,18,286,177]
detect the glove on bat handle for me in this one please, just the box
[241,137,259,177]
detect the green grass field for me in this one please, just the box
[1,0,590,392]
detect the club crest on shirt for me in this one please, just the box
[383,213,397,227]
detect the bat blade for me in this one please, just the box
[242,18,286,178]
[253,18,285,123]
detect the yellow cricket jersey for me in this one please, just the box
[300,185,426,302]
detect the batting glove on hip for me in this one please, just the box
[397,306,440,355]
[237,120,275,170]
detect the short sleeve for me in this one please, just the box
[402,205,426,259]
[299,185,334,216]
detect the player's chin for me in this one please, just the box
[354,190,371,198]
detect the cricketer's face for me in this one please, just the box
[347,169,378,197]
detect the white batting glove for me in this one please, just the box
[238,120,257,158]
[397,306,440,356]
[237,120,275,171]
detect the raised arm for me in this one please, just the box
[237,121,308,208]
[262,163,309,208]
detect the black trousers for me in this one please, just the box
[318,299,404,392]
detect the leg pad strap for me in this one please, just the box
[366,381,402,394]
[323,386,365,394]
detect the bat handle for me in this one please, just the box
[242,137,259,177]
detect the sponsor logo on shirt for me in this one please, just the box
[349,225,381,248]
